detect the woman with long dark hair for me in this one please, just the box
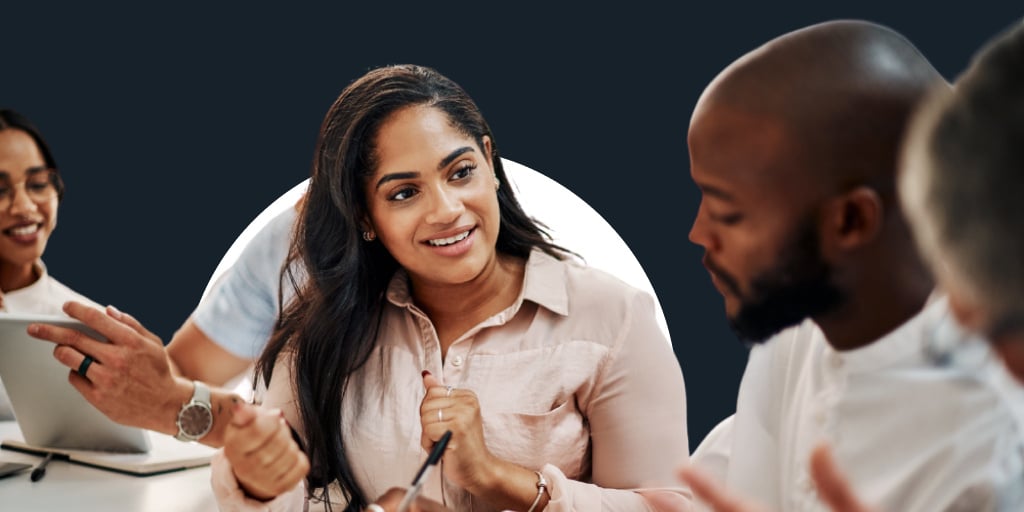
[213,65,691,511]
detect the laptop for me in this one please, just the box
[0,312,215,475]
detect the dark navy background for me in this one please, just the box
[5,3,1020,450]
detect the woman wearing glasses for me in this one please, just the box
[0,109,97,419]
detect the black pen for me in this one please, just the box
[396,430,452,512]
[30,453,55,482]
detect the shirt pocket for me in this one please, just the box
[482,399,590,479]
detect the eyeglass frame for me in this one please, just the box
[0,167,65,210]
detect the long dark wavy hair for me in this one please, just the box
[257,64,567,510]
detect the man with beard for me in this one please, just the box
[682,20,1024,512]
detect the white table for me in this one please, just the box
[0,421,217,511]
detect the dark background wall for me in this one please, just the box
[5,2,1020,451]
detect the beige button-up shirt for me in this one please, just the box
[213,249,692,511]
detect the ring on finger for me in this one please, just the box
[445,385,454,397]
[77,355,95,378]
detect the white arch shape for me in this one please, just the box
[201,158,671,344]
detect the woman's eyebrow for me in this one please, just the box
[376,171,419,190]
[0,166,48,179]
[437,146,474,170]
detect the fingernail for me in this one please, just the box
[107,305,123,319]
[422,370,431,378]
[27,324,38,335]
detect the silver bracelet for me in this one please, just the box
[526,470,548,512]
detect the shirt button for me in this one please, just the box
[829,353,843,369]
[815,410,826,424]
[451,355,464,367]
[798,473,813,492]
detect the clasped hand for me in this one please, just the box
[418,371,496,492]
[223,402,310,501]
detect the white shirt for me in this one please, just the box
[693,295,1024,511]
[0,262,98,420]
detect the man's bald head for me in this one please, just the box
[688,20,942,346]
[693,20,946,195]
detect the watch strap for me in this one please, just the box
[192,380,210,405]
[175,380,213,442]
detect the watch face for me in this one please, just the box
[179,403,213,437]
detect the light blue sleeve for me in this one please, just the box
[192,208,298,359]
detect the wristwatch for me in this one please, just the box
[175,381,213,442]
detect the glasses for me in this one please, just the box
[0,169,63,210]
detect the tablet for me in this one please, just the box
[0,312,150,453]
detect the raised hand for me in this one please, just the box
[223,401,310,501]
[418,371,495,491]
[417,371,549,511]
[808,444,875,512]
[653,443,874,512]
[673,465,771,512]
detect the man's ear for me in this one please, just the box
[947,287,988,333]
[824,186,884,252]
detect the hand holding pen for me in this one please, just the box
[418,371,552,511]
[419,371,497,491]
[367,486,451,512]
[394,430,452,512]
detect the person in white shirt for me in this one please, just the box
[664,18,1024,512]
[0,109,98,419]
[899,19,1024,385]
[676,19,1024,512]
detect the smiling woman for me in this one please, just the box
[0,109,98,419]
[211,65,692,512]
[365,106,511,301]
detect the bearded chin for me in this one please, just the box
[728,219,845,343]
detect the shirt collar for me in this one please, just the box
[1,260,49,305]
[34,260,47,280]
[384,248,570,317]
[823,291,972,374]
[8,260,48,290]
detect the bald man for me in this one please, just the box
[685,20,1024,511]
